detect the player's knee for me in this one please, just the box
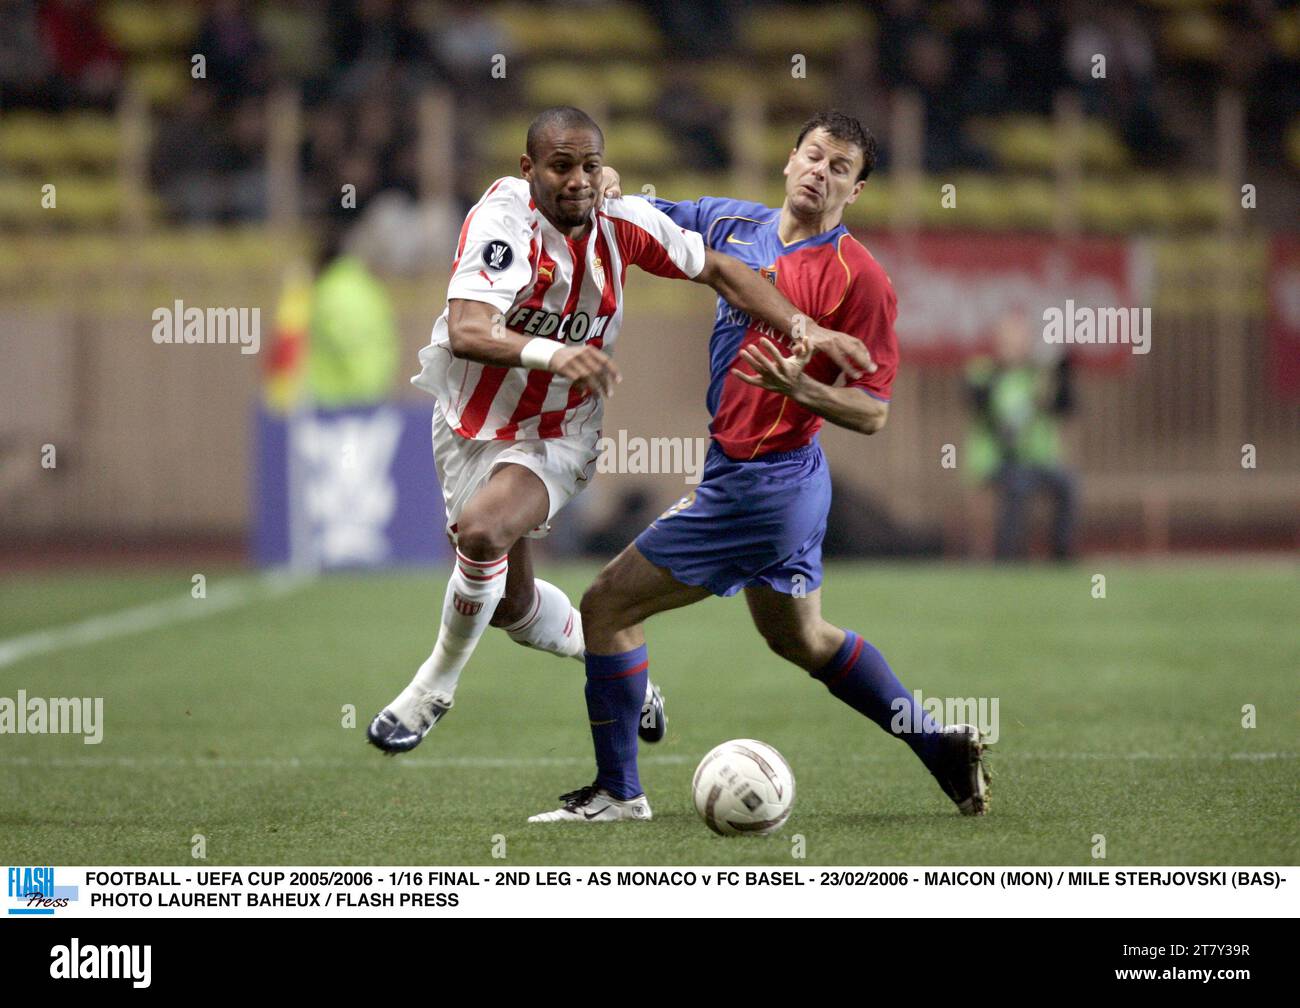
[759,625,818,669]
[579,573,625,637]
[455,516,512,562]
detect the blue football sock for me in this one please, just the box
[811,630,943,768]
[585,646,648,799]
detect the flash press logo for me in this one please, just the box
[6,867,79,915]
[50,939,151,988]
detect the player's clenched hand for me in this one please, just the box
[798,322,876,380]
[552,344,621,399]
[731,336,813,397]
[598,167,622,201]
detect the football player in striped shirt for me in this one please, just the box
[368,107,869,754]
[530,111,989,823]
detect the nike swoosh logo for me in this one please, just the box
[726,235,754,245]
[582,807,610,820]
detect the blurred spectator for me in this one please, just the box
[36,0,122,109]
[195,0,269,100]
[152,90,229,221]
[965,309,1078,561]
[905,30,991,171]
[431,4,507,84]
[1065,4,1171,164]
[878,0,927,89]
[640,0,736,58]
[330,0,430,97]
[307,223,398,408]
[0,0,51,108]
[1004,3,1066,115]
[227,100,269,219]
[656,61,730,172]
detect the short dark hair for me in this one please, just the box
[526,106,604,159]
[795,110,877,182]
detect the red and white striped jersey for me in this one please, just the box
[412,176,707,440]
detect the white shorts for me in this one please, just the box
[431,402,600,540]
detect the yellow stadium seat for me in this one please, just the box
[1002,177,1057,229]
[1274,9,1300,57]
[495,2,662,55]
[767,71,832,111]
[1127,173,1180,226]
[1177,177,1227,226]
[1161,10,1226,62]
[102,0,200,54]
[602,120,673,170]
[128,58,189,106]
[522,64,590,108]
[0,115,70,169]
[1078,120,1128,171]
[521,64,659,112]
[990,116,1058,172]
[66,114,122,167]
[989,115,1128,172]
[603,64,660,110]
[691,61,757,105]
[1078,179,1134,233]
[742,5,874,56]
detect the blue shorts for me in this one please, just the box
[635,441,831,597]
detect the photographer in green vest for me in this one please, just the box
[307,223,398,408]
[965,308,1078,560]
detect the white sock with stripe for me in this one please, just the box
[393,550,508,722]
[500,578,584,661]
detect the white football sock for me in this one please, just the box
[392,550,508,723]
[500,578,584,661]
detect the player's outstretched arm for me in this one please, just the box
[447,298,620,398]
[693,249,875,381]
[733,337,889,435]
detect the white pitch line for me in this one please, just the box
[0,754,694,770]
[0,571,310,670]
[0,752,1290,771]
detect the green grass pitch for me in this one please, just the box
[1,562,1296,866]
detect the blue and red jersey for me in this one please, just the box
[650,196,898,459]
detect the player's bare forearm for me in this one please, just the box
[446,299,532,366]
[789,376,889,435]
[446,298,620,397]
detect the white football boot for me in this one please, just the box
[528,784,652,823]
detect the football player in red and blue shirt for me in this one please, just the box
[530,112,989,824]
